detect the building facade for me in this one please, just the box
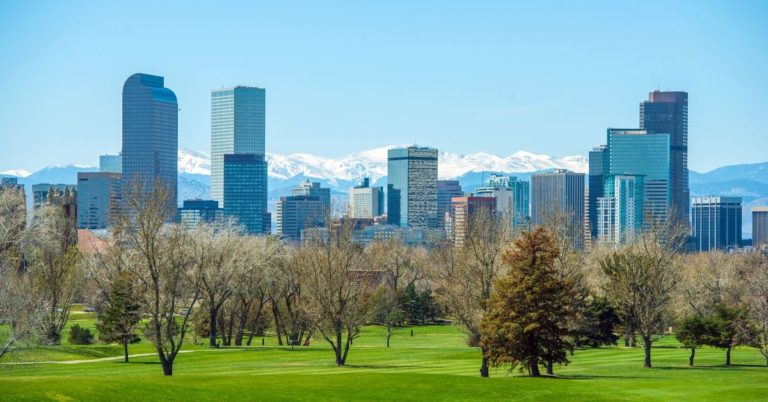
[211,86,266,207]
[180,199,223,229]
[640,91,689,224]
[387,147,438,229]
[33,184,77,210]
[223,154,270,234]
[596,175,644,246]
[349,178,384,219]
[121,73,178,212]
[753,206,768,249]
[276,195,325,241]
[691,196,742,252]
[292,180,331,216]
[531,169,585,249]
[450,196,496,247]
[437,180,463,228]
[474,174,530,228]
[77,172,122,230]
[99,154,122,173]
[588,145,608,239]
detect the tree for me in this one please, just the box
[480,228,575,377]
[744,255,768,366]
[24,205,83,344]
[601,220,685,368]
[437,206,511,377]
[370,286,402,348]
[300,222,372,366]
[574,296,621,348]
[115,180,201,376]
[96,271,142,362]
[675,314,711,366]
[265,246,310,347]
[706,304,749,366]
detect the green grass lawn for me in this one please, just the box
[1,312,767,401]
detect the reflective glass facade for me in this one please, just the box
[211,87,266,207]
[387,147,438,229]
[691,196,742,251]
[77,172,122,229]
[223,154,270,234]
[531,169,585,250]
[121,73,178,211]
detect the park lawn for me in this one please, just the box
[1,324,767,401]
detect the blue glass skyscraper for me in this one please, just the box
[223,153,270,234]
[211,86,266,207]
[121,73,178,211]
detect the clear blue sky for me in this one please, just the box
[1,0,766,173]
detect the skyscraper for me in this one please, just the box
[607,128,670,224]
[223,154,270,234]
[691,196,742,252]
[640,91,689,224]
[450,196,496,247]
[588,145,608,239]
[474,174,530,229]
[531,169,585,249]
[387,147,438,229]
[121,73,178,212]
[437,180,463,227]
[752,206,768,248]
[349,178,384,219]
[293,180,331,216]
[596,175,644,246]
[211,86,266,207]
[180,199,223,230]
[77,172,122,230]
[276,195,325,241]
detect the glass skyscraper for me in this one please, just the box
[387,147,438,229]
[474,174,530,229]
[588,145,608,239]
[531,169,585,250]
[607,129,670,225]
[349,178,384,219]
[77,172,122,230]
[121,73,178,211]
[597,175,644,246]
[211,86,266,207]
[99,154,122,173]
[223,154,270,234]
[641,91,689,224]
[691,196,742,252]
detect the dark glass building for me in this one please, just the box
[387,147,438,229]
[223,153,270,234]
[180,199,223,229]
[640,91,689,224]
[588,145,608,239]
[531,169,585,250]
[121,73,178,213]
[437,180,463,228]
[691,196,741,252]
[77,172,122,229]
[276,195,325,241]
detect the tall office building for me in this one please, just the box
[691,196,742,252]
[607,128,670,224]
[293,180,331,216]
[180,199,222,229]
[99,154,122,173]
[349,178,384,219]
[210,86,266,207]
[596,175,644,246]
[640,91,689,223]
[437,180,463,227]
[588,145,608,239]
[276,195,325,241]
[387,147,438,229]
[450,196,496,247]
[475,174,530,228]
[77,172,122,229]
[752,206,768,248]
[531,169,585,250]
[223,154,270,234]
[121,73,178,212]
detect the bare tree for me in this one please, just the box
[743,254,768,366]
[300,222,372,366]
[233,236,280,346]
[266,246,311,347]
[114,180,201,376]
[437,206,511,377]
[601,219,686,368]
[0,187,31,359]
[24,205,83,344]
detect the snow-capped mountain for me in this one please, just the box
[0,169,32,178]
[177,146,588,183]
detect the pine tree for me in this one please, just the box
[480,228,575,377]
[96,272,142,362]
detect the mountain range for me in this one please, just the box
[2,147,766,237]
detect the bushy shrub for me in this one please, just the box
[68,324,95,345]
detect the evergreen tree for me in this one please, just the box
[675,314,712,366]
[575,296,621,348]
[480,228,575,377]
[96,272,142,362]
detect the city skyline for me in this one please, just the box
[2,1,767,172]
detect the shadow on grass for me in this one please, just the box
[654,364,767,370]
[345,364,430,370]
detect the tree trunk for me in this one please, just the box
[123,341,129,363]
[335,326,344,366]
[529,360,540,377]
[386,325,392,348]
[643,336,652,368]
[546,360,554,375]
[480,348,489,378]
[624,336,629,347]
[689,348,695,367]
[725,347,731,366]
[161,360,173,376]
[209,305,219,347]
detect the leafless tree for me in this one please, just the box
[300,221,372,365]
[743,254,768,366]
[436,206,512,377]
[0,187,31,359]
[114,180,201,376]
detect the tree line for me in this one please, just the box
[2,183,768,377]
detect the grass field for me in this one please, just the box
[1,306,767,401]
